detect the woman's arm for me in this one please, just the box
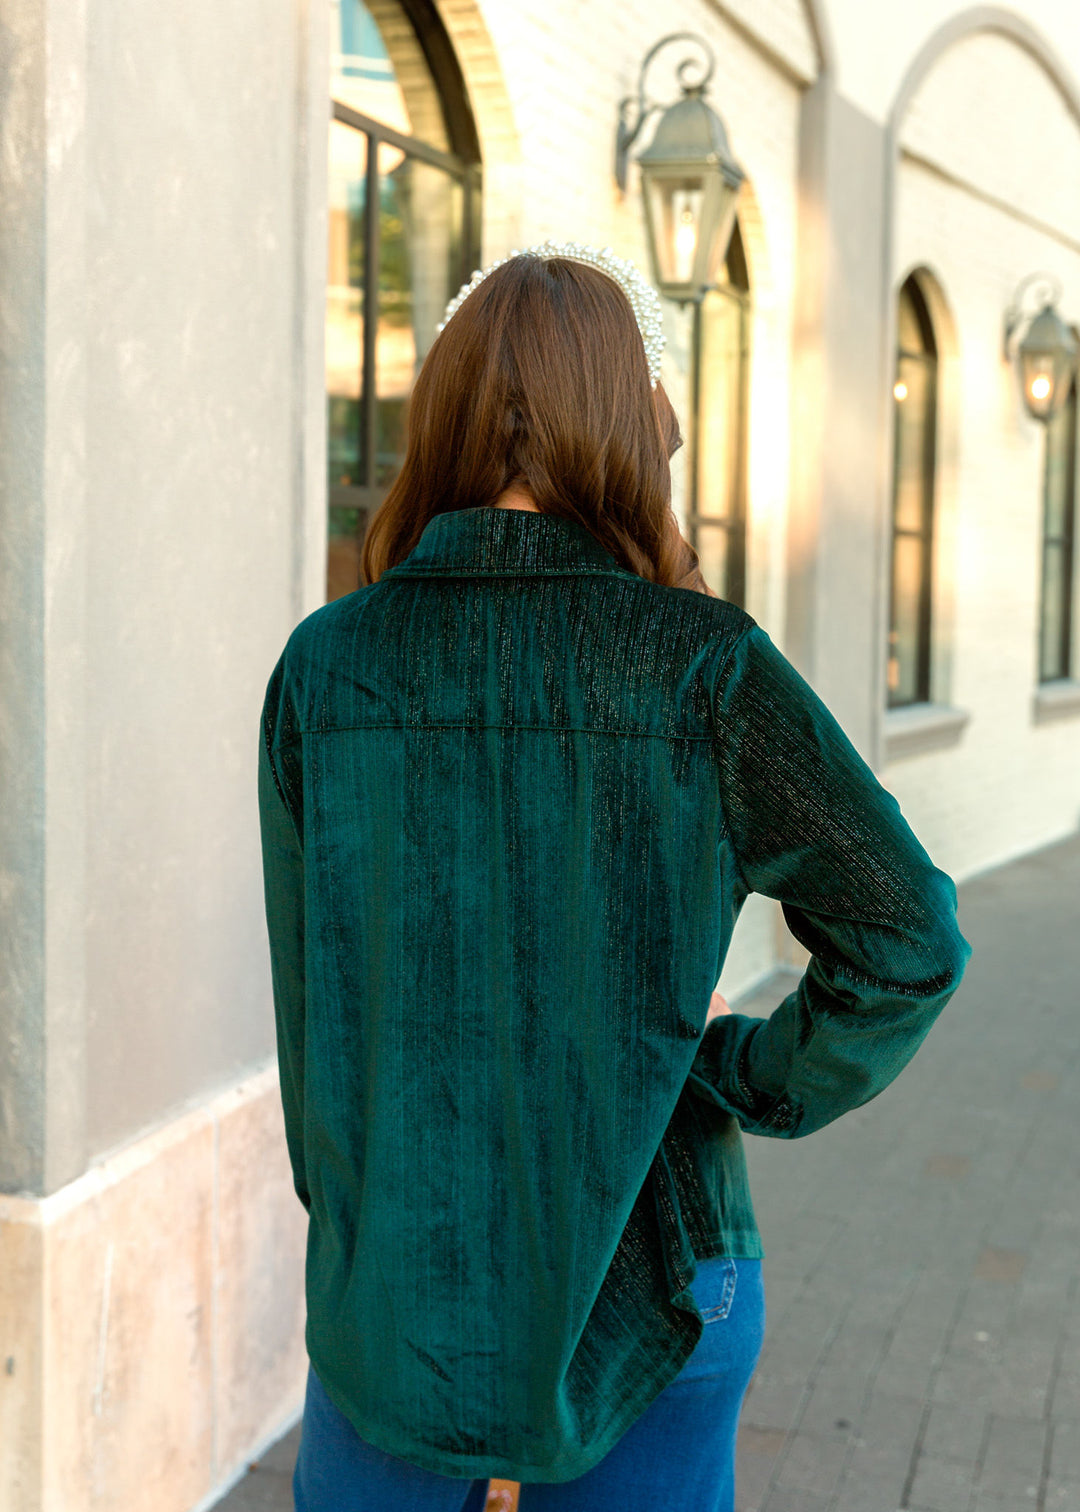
[689,621,973,1140]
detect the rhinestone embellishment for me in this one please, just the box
[435,238,666,389]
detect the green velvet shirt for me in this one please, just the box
[258,504,972,1484]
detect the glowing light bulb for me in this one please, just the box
[675,206,697,271]
[1030,373,1051,402]
[893,381,908,402]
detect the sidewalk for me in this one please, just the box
[218,829,1080,1512]
[733,828,1080,1512]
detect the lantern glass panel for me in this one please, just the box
[1021,350,1063,420]
[703,185,741,286]
[644,173,704,287]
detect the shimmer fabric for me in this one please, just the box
[257,504,972,1484]
[291,1256,764,1511]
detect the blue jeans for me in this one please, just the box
[293,1255,765,1512]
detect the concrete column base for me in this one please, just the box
[0,1066,308,1512]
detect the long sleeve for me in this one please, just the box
[258,651,311,1212]
[688,621,973,1140]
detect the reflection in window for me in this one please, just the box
[327,121,365,509]
[689,222,749,606]
[1039,374,1077,682]
[326,0,480,602]
[887,277,938,708]
[376,153,464,482]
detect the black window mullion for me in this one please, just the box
[333,99,463,174]
[917,359,938,702]
[363,126,380,493]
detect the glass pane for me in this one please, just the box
[327,119,366,492]
[646,176,704,286]
[375,147,464,486]
[722,221,749,294]
[893,354,934,535]
[328,506,365,602]
[897,283,927,354]
[698,289,743,526]
[888,533,924,705]
[693,522,731,600]
[1039,541,1067,681]
[1044,382,1077,540]
[330,0,449,151]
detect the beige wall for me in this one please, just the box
[827,0,1080,124]
[81,0,330,1162]
[884,23,1080,874]
[0,0,330,1194]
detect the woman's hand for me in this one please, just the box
[705,990,732,1025]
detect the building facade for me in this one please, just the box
[1,1,1078,1507]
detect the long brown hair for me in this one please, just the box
[360,254,715,596]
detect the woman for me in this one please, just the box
[258,240,972,1511]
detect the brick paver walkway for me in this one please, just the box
[216,831,1080,1512]
[734,830,1080,1512]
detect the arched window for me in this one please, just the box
[1039,370,1077,682]
[327,0,482,601]
[689,222,750,606]
[887,276,938,707]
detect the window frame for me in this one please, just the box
[886,275,938,710]
[328,0,482,547]
[1038,371,1078,684]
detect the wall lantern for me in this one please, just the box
[1003,273,1078,423]
[615,32,745,306]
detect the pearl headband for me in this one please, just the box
[435,238,666,389]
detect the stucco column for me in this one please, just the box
[0,0,89,1199]
[788,75,890,762]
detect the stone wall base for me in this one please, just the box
[0,1066,308,1512]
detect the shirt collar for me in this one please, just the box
[380,505,629,579]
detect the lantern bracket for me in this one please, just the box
[615,32,716,193]
[1003,271,1063,360]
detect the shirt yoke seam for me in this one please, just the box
[279,722,720,742]
[270,619,756,752]
[381,567,631,579]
